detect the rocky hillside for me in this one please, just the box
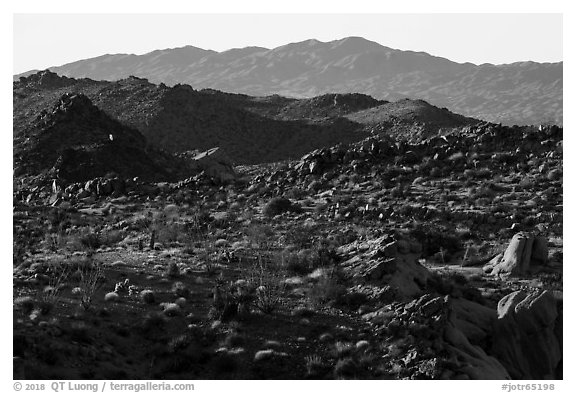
[14,71,479,165]
[17,37,562,126]
[13,92,184,182]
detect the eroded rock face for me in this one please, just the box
[363,294,510,379]
[492,290,562,379]
[484,233,548,276]
[340,237,429,299]
[191,147,236,184]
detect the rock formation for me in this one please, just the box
[491,290,562,379]
[484,233,548,276]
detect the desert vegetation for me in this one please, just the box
[13,71,562,380]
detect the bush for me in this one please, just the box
[168,334,192,353]
[334,357,358,379]
[139,312,167,336]
[263,197,294,217]
[166,261,181,278]
[79,262,105,310]
[305,355,328,378]
[222,332,245,348]
[251,260,286,314]
[283,251,311,276]
[80,232,101,250]
[171,282,190,299]
[14,296,35,314]
[308,271,346,307]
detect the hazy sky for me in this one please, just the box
[13,13,562,74]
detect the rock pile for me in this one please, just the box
[363,294,510,379]
[339,236,429,299]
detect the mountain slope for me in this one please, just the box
[16,37,562,126]
[14,71,481,166]
[13,92,183,182]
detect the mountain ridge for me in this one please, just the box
[14,71,480,167]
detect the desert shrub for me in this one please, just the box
[222,332,245,348]
[283,251,311,276]
[41,261,72,304]
[139,312,167,337]
[159,342,203,374]
[78,262,105,310]
[263,197,294,217]
[209,278,255,322]
[166,261,181,278]
[13,240,27,266]
[99,229,126,247]
[68,322,93,344]
[80,231,102,250]
[308,270,346,307]
[430,167,442,177]
[333,341,355,359]
[244,224,276,249]
[203,257,219,276]
[468,185,496,200]
[148,206,189,247]
[292,306,315,318]
[47,207,72,231]
[171,282,190,299]
[334,357,358,379]
[310,244,340,268]
[284,224,318,248]
[168,334,192,353]
[250,258,286,314]
[284,187,307,199]
[414,357,441,379]
[44,228,68,252]
[305,355,328,378]
[14,296,35,314]
[540,272,563,289]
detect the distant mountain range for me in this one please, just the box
[15,37,562,126]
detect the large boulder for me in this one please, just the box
[190,147,236,183]
[483,233,548,276]
[491,290,562,379]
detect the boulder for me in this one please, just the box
[491,290,562,379]
[484,232,548,276]
[191,147,236,183]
